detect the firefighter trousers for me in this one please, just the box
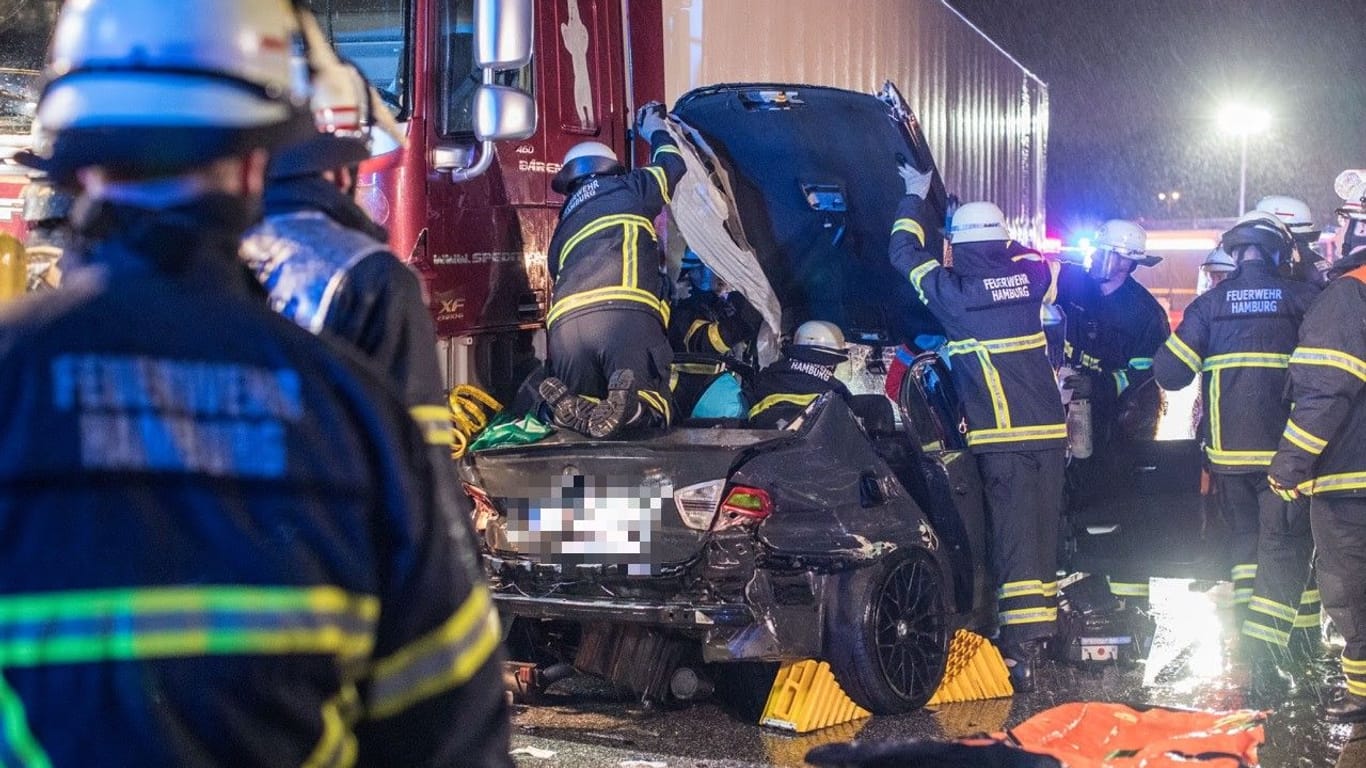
[1311,495,1366,697]
[1241,490,1319,649]
[547,308,674,427]
[979,448,1067,645]
[1216,472,1263,611]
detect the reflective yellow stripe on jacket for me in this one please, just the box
[944,333,1048,437]
[551,213,667,327]
[1164,334,1202,373]
[749,393,818,421]
[1291,347,1366,381]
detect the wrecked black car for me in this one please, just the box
[461,82,1001,715]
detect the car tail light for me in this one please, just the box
[463,482,499,532]
[674,479,726,530]
[714,486,773,530]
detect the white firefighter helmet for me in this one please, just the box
[1201,247,1236,273]
[948,201,1009,244]
[553,141,625,194]
[269,9,406,179]
[19,0,312,180]
[1222,213,1295,265]
[792,320,847,355]
[1255,195,1317,237]
[1089,219,1159,279]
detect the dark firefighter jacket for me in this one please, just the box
[1054,263,1169,438]
[547,131,687,330]
[668,288,763,356]
[748,345,853,429]
[1152,259,1318,473]
[242,175,455,451]
[0,199,510,767]
[889,195,1066,453]
[1270,258,1366,497]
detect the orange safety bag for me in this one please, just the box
[1003,703,1265,768]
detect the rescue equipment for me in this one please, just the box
[760,659,872,733]
[925,630,1014,705]
[448,384,503,458]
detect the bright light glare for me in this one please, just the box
[1217,103,1271,136]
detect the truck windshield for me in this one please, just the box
[305,0,410,118]
[439,0,533,136]
[0,1,59,137]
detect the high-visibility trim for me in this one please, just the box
[1109,581,1150,598]
[1128,357,1154,371]
[301,685,360,768]
[1248,596,1297,623]
[652,144,682,161]
[644,165,671,204]
[749,392,819,420]
[622,220,638,288]
[1343,656,1366,675]
[1164,334,1202,373]
[1349,678,1366,697]
[368,587,501,720]
[638,389,672,424]
[997,580,1045,600]
[1231,564,1258,581]
[1302,589,1322,604]
[966,423,1068,447]
[1291,347,1366,382]
[1043,261,1061,305]
[409,405,455,446]
[706,323,730,354]
[1241,621,1291,648]
[1233,588,1254,604]
[1114,369,1130,395]
[998,607,1058,626]
[891,218,926,246]
[1041,580,1059,598]
[977,352,1011,428]
[1283,419,1328,455]
[943,332,1047,356]
[0,673,51,768]
[0,586,379,668]
[1209,369,1223,451]
[908,261,938,305]
[1293,613,1321,630]
[684,319,708,348]
[558,214,656,270]
[1010,252,1043,263]
[546,286,669,327]
[1202,352,1290,371]
[1204,448,1275,467]
[1309,472,1366,495]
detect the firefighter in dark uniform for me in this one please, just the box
[1269,196,1366,723]
[539,101,687,439]
[1152,215,1319,689]
[1055,219,1169,603]
[889,164,1067,691]
[3,2,510,764]
[748,320,852,429]
[669,249,763,357]
[241,28,455,457]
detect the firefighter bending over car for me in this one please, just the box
[669,248,764,358]
[748,321,853,429]
[1267,186,1366,724]
[241,13,454,451]
[1054,219,1168,603]
[888,162,1066,692]
[1,1,510,764]
[1152,214,1319,693]
[539,102,686,439]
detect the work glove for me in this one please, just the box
[898,160,933,200]
[1268,475,1302,502]
[1063,372,1094,400]
[635,101,669,139]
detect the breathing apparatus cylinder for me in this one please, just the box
[1059,365,1093,459]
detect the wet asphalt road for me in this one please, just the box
[508,579,1364,767]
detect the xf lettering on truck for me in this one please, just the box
[982,273,1032,302]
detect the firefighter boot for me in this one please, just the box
[538,377,595,435]
[1244,640,1301,698]
[1000,639,1044,694]
[1326,691,1366,724]
[588,369,640,439]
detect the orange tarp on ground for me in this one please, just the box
[1004,703,1265,767]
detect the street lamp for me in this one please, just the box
[1217,103,1271,216]
[1157,190,1181,215]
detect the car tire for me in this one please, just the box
[824,548,950,715]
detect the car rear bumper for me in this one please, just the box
[493,592,755,628]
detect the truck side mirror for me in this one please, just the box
[474,84,537,142]
[474,0,534,70]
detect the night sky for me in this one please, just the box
[949,0,1366,238]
